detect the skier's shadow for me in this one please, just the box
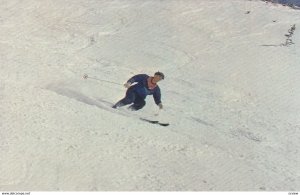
[45,84,110,110]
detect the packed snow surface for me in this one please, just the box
[1,0,300,191]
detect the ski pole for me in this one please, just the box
[83,74,122,86]
[154,107,161,116]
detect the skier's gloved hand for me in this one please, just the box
[124,82,131,88]
[158,103,163,109]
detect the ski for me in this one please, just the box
[140,118,170,126]
[95,98,170,126]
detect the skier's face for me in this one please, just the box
[153,75,163,83]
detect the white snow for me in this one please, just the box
[0,0,300,191]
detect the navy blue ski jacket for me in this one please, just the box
[127,74,162,105]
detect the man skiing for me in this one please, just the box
[112,72,165,111]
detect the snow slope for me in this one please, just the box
[1,0,300,191]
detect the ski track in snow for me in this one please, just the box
[1,0,300,191]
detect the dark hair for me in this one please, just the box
[154,71,165,79]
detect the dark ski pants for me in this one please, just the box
[113,87,146,110]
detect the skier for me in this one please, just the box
[112,72,165,111]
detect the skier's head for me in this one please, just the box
[154,71,164,82]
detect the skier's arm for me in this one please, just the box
[153,87,163,109]
[124,74,148,88]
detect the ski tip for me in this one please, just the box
[159,123,170,126]
[140,118,170,126]
[140,118,159,123]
